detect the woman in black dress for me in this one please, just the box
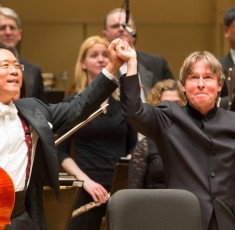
[57,36,137,230]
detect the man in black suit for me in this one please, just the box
[219,6,235,110]
[0,7,47,102]
[117,41,235,229]
[0,39,129,229]
[102,8,174,100]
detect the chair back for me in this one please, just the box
[106,189,202,230]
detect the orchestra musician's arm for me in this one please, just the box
[61,157,109,203]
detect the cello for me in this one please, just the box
[0,168,15,230]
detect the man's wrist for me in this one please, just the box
[127,58,137,76]
[102,68,119,85]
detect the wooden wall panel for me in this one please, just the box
[2,0,235,87]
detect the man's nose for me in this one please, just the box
[4,26,12,33]
[197,77,205,87]
[118,23,125,30]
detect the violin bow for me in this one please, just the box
[55,104,109,146]
[227,68,233,111]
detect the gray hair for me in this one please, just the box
[0,7,21,28]
[103,8,136,30]
[179,51,225,87]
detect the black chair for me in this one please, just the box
[106,189,202,230]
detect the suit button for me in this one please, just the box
[210,171,216,178]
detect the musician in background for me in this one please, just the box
[0,38,133,230]
[102,8,174,101]
[0,7,47,102]
[57,36,137,230]
[219,6,235,110]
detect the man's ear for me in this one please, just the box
[102,30,106,38]
[16,28,23,43]
[224,25,230,39]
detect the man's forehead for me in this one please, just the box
[0,49,16,58]
[0,14,17,25]
[107,12,125,23]
[107,12,135,27]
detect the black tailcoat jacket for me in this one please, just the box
[13,73,117,229]
[120,75,235,230]
[137,51,174,96]
[20,58,47,102]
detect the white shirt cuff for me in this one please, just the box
[102,68,119,85]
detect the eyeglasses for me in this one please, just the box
[0,61,24,71]
[108,22,132,30]
[109,23,123,29]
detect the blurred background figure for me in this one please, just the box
[128,79,186,189]
[57,35,137,230]
[102,8,174,101]
[219,6,235,110]
[0,7,46,102]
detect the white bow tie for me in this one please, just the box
[0,102,18,117]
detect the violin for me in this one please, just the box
[0,168,15,230]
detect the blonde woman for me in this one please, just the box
[57,36,137,230]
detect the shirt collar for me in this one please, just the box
[0,101,18,117]
[229,48,235,64]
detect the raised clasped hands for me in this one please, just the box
[107,38,137,76]
[115,39,136,62]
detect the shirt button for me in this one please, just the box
[210,171,216,178]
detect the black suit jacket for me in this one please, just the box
[20,58,47,102]
[120,75,235,230]
[137,51,174,96]
[13,72,117,229]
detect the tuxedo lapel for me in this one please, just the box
[14,103,60,190]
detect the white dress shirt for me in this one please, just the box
[230,48,235,65]
[0,101,36,191]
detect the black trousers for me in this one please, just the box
[5,212,33,230]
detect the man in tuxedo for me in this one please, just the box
[219,6,235,110]
[0,38,131,229]
[102,8,174,101]
[0,7,47,102]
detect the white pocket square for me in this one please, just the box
[48,122,53,129]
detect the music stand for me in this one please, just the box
[43,180,83,230]
[110,157,130,195]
